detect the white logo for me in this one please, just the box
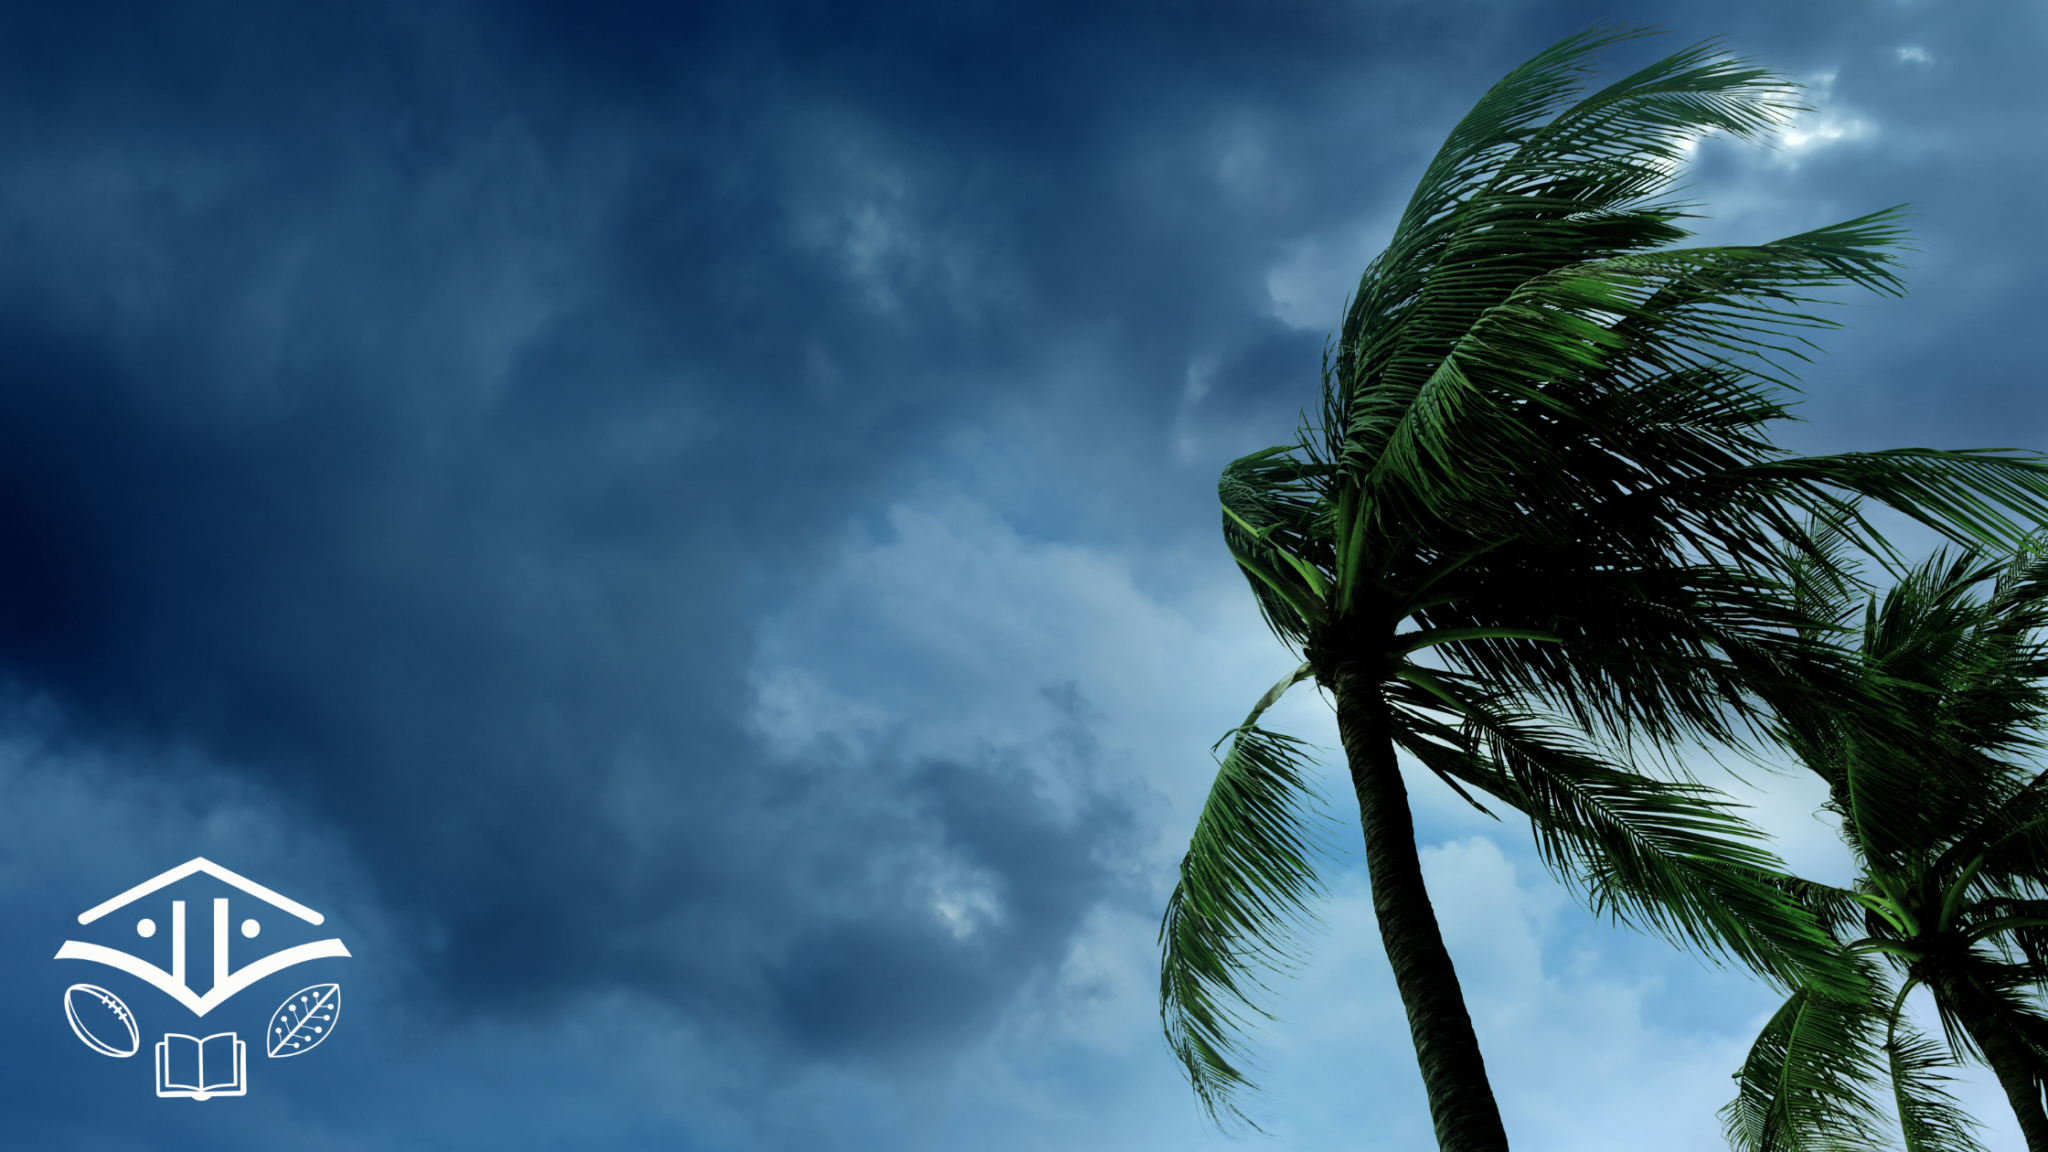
[55,858,351,1101]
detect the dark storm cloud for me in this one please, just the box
[0,0,1487,1053]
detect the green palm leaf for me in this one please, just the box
[1385,679,1854,995]
[1160,666,1326,1124]
[1723,984,1892,1152]
[1887,1021,1989,1152]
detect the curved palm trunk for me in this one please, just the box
[1939,974,2048,1152]
[1331,662,1510,1152]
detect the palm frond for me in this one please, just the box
[1324,43,1900,559]
[1968,898,2048,973]
[1220,447,1334,646]
[1770,451,2048,555]
[1405,547,1853,755]
[1836,550,2048,870]
[1160,676,1329,1125]
[1973,814,2048,898]
[1723,985,1893,1152]
[1887,1019,1990,1152]
[1767,874,1866,944]
[1385,677,1858,995]
[1923,958,2048,1070]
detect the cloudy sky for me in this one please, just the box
[3,2,2043,1149]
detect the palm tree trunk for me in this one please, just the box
[1936,971,2048,1151]
[1330,662,1510,1152]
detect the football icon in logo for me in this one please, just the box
[64,984,140,1057]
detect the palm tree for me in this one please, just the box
[1158,30,2048,1151]
[1726,547,2048,1152]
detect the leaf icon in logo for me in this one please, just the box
[266,983,340,1058]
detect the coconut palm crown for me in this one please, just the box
[1159,30,2048,1151]
[1726,546,2048,1152]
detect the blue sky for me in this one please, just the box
[2,2,2044,1148]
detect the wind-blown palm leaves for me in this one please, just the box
[1727,549,2048,1152]
[1160,29,2048,1148]
[1159,663,1322,1119]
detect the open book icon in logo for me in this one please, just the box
[156,1032,246,1100]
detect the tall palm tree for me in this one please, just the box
[1159,30,2048,1151]
[1726,547,2048,1152]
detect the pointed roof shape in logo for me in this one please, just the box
[75,858,326,926]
